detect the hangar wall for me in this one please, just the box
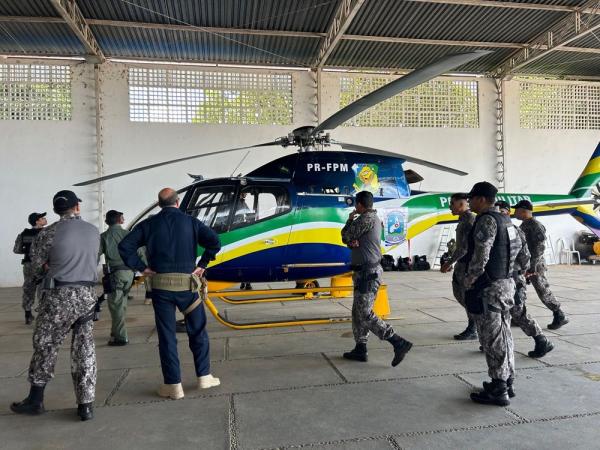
[1,60,599,286]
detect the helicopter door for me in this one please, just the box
[228,185,292,281]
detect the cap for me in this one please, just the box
[53,190,82,212]
[513,200,533,211]
[467,181,498,199]
[105,209,124,223]
[495,200,511,211]
[28,212,46,226]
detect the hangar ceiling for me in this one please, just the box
[0,0,600,78]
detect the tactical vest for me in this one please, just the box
[461,210,518,281]
[20,228,42,263]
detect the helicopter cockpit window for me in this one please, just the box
[186,186,236,232]
[232,186,290,228]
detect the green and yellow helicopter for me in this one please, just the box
[77,51,600,329]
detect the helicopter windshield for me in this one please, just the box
[186,186,237,232]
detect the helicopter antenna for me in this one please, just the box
[230,151,251,177]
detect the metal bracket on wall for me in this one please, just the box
[494,78,506,192]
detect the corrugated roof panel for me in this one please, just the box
[77,0,337,33]
[327,40,514,72]
[0,22,84,55]
[0,0,60,17]
[570,31,600,49]
[516,49,600,76]
[92,25,319,66]
[347,0,570,44]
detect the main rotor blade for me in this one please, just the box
[335,141,468,176]
[312,51,492,136]
[73,141,282,186]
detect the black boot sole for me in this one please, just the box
[391,341,413,367]
[454,333,478,341]
[547,319,569,330]
[343,352,368,362]
[10,402,45,415]
[528,341,555,358]
[470,392,510,406]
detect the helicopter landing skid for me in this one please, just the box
[203,284,392,330]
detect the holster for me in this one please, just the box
[464,273,493,315]
[355,270,379,295]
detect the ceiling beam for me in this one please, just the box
[49,0,104,63]
[406,0,600,15]
[315,0,366,68]
[492,0,600,78]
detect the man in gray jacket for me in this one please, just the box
[341,191,412,367]
[10,190,100,421]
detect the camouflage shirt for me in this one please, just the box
[520,217,547,269]
[515,227,531,273]
[341,209,382,265]
[448,210,476,266]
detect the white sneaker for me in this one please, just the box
[157,383,184,400]
[198,374,221,389]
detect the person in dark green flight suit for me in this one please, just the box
[99,210,135,346]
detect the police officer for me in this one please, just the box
[11,190,100,421]
[440,193,477,341]
[99,210,135,346]
[514,200,569,330]
[463,182,520,406]
[341,191,412,367]
[496,201,554,359]
[13,212,47,324]
[118,188,221,400]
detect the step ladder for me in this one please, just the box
[545,234,557,265]
[432,224,456,269]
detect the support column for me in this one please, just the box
[94,63,105,230]
[494,78,506,192]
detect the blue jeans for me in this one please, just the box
[151,289,210,384]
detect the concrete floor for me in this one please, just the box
[1,265,600,450]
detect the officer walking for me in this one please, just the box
[495,201,554,359]
[99,210,135,346]
[514,200,569,329]
[341,191,412,367]
[118,188,221,400]
[440,193,477,341]
[11,191,100,421]
[463,182,520,406]
[13,212,48,324]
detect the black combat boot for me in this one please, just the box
[10,385,46,415]
[25,311,34,325]
[484,377,515,398]
[453,319,478,341]
[343,343,368,362]
[470,379,510,406]
[388,334,413,367]
[77,402,94,421]
[528,334,554,358]
[547,310,569,330]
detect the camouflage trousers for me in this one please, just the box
[22,263,40,312]
[352,266,394,344]
[452,263,476,324]
[510,274,542,337]
[28,286,97,404]
[530,262,561,313]
[473,280,515,381]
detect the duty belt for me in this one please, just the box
[149,273,206,316]
[55,280,96,288]
[350,262,381,271]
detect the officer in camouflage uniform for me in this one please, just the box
[10,190,100,421]
[13,212,47,324]
[99,209,135,346]
[463,182,519,406]
[341,191,412,367]
[496,201,554,360]
[514,200,569,330]
[440,193,477,340]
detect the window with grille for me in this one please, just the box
[128,68,293,125]
[339,77,479,128]
[520,81,600,129]
[0,64,72,121]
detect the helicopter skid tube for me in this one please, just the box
[210,286,353,305]
[203,297,351,330]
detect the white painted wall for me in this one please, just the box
[1,60,599,285]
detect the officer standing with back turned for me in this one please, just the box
[341,191,412,367]
[11,190,100,421]
[118,188,222,400]
[463,182,520,406]
[13,212,48,324]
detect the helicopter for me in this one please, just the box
[76,51,600,328]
